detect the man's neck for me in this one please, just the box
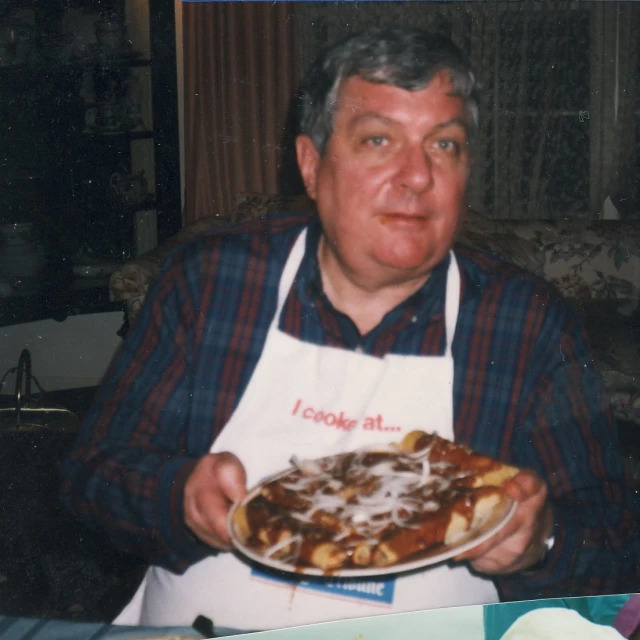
[317,236,431,336]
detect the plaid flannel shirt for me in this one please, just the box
[60,212,639,602]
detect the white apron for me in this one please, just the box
[115,229,499,631]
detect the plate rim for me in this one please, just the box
[227,464,518,579]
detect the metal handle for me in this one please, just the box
[14,348,32,425]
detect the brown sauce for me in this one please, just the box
[240,445,505,570]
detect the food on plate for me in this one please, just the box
[230,430,519,571]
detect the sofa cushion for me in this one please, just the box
[506,220,640,301]
[571,299,640,425]
[457,210,546,277]
[109,194,316,320]
[232,192,314,222]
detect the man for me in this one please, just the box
[60,28,638,634]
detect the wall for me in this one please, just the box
[0,312,123,394]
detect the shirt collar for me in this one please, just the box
[296,216,324,306]
[295,217,485,321]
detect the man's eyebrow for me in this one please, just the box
[347,113,469,135]
[347,112,396,132]
[432,117,469,134]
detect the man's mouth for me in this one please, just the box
[378,213,428,225]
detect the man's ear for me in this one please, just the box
[295,135,321,201]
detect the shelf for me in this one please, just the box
[81,129,154,140]
[120,196,157,214]
[1,0,180,327]
[0,56,151,76]
[0,285,124,328]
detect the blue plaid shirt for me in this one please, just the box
[60,212,639,603]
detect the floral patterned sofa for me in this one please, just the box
[109,193,640,427]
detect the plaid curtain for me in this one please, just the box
[182,1,300,223]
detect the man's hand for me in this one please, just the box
[184,452,247,550]
[454,470,553,575]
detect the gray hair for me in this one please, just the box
[298,28,479,155]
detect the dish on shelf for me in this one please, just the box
[73,261,120,279]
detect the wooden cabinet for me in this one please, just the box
[0,0,181,327]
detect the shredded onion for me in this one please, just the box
[270,442,469,549]
[290,455,324,476]
[264,534,303,559]
[418,458,431,486]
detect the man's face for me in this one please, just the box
[296,73,471,285]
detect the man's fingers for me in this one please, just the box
[454,471,548,563]
[184,492,228,549]
[453,521,512,562]
[214,453,248,503]
[504,470,545,502]
[454,494,523,561]
[192,487,234,547]
[183,452,248,550]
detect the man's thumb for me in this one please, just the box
[216,455,247,502]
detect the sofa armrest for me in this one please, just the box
[505,220,640,301]
[109,193,316,327]
[109,214,232,329]
[457,210,547,277]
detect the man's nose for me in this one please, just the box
[396,145,433,194]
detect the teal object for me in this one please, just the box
[220,606,485,639]
[483,595,633,640]
[0,616,203,640]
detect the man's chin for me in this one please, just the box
[373,243,446,275]
[373,256,438,280]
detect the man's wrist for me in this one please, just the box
[541,501,556,556]
[541,530,556,559]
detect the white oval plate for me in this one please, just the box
[227,468,517,578]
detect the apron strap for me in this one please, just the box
[271,229,308,330]
[444,251,460,358]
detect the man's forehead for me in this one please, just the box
[333,73,467,131]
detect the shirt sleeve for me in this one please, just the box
[59,246,214,573]
[493,295,640,600]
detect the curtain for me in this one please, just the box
[492,3,592,219]
[296,2,639,220]
[597,4,640,216]
[183,2,299,223]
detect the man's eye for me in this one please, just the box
[364,136,388,147]
[437,139,459,153]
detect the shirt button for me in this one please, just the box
[355,345,365,353]
[411,315,418,323]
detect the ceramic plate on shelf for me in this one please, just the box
[73,261,120,279]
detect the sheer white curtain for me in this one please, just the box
[296,2,640,220]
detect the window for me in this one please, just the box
[298,2,639,220]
